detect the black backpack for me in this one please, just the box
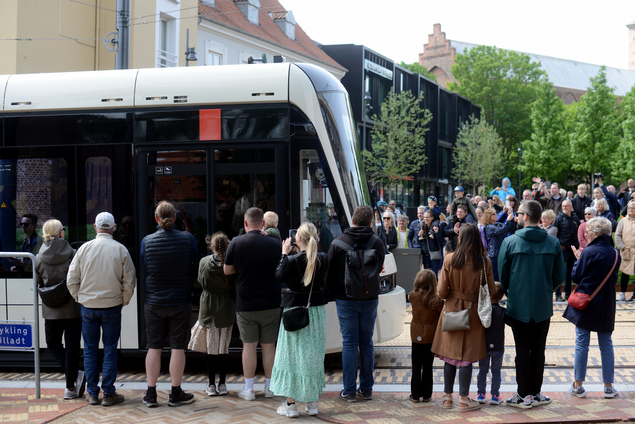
[331,236,381,299]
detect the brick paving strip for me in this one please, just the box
[2,388,635,423]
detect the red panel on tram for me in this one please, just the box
[199,109,221,140]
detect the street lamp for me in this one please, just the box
[185,29,197,66]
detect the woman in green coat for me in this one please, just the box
[188,232,235,396]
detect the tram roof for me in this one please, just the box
[1,63,303,112]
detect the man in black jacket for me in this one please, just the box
[554,200,580,302]
[326,206,385,402]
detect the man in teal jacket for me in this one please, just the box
[498,200,565,409]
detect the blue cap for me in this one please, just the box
[377,200,388,206]
[427,195,438,203]
[453,186,464,192]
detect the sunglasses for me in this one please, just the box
[383,217,392,220]
[19,222,31,227]
[516,212,526,216]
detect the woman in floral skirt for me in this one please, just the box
[271,222,329,418]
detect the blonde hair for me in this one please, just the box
[42,219,63,242]
[155,201,176,230]
[492,194,504,207]
[209,232,229,264]
[541,209,556,222]
[480,208,497,227]
[297,222,320,286]
[263,211,279,228]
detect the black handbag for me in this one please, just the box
[281,273,314,332]
[37,278,71,308]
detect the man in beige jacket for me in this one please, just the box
[67,212,136,407]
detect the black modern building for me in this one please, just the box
[321,44,480,209]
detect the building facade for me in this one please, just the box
[420,23,635,104]
[321,44,480,209]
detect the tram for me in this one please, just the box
[0,63,405,362]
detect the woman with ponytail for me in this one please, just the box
[188,232,234,397]
[271,222,329,418]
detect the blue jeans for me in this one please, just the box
[336,299,379,394]
[574,326,614,384]
[81,305,122,397]
[477,349,504,396]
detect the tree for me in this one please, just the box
[398,61,437,82]
[363,91,432,184]
[452,116,503,196]
[613,85,635,182]
[448,45,547,179]
[521,82,570,183]
[569,66,620,184]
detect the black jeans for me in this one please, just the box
[443,362,473,397]
[508,316,550,397]
[411,343,434,399]
[45,318,82,389]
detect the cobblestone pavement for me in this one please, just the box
[3,302,635,423]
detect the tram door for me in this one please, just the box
[136,146,287,347]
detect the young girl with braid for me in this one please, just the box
[188,232,235,396]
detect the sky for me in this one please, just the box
[278,0,634,70]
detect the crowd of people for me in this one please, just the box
[27,171,632,416]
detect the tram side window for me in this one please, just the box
[300,149,342,253]
[85,157,113,240]
[0,157,68,273]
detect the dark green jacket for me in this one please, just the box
[498,225,565,323]
[195,254,235,328]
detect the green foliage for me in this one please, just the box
[398,61,437,82]
[569,66,620,184]
[451,116,503,196]
[363,91,432,184]
[613,85,635,182]
[448,45,547,179]
[521,82,569,183]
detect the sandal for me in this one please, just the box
[441,393,453,409]
[459,397,481,412]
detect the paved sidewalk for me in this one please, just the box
[2,385,635,423]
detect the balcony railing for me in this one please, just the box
[156,49,178,68]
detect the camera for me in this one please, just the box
[289,229,297,246]
[594,173,603,179]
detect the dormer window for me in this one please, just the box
[273,10,296,40]
[235,0,260,25]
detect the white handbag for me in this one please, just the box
[477,257,492,328]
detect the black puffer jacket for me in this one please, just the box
[142,228,197,306]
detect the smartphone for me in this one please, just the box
[505,200,510,209]
[289,229,297,246]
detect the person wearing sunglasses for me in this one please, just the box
[10,213,43,275]
[379,213,397,252]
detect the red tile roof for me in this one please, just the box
[199,0,345,71]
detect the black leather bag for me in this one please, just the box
[281,306,310,332]
[37,278,71,308]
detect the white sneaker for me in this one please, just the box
[265,387,275,398]
[306,401,318,416]
[277,401,299,418]
[604,386,618,399]
[238,388,256,401]
[618,293,626,301]
[63,388,78,400]
[205,384,218,396]
[217,384,228,396]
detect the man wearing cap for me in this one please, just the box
[67,212,136,407]
[449,186,477,221]
[376,201,388,216]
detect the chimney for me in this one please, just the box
[629,19,635,70]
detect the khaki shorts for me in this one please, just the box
[235,308,281,344]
